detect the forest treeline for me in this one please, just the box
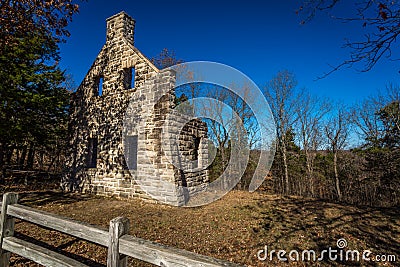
[0,1,79,179]
[184,70,400,208]
[261,71,400,207]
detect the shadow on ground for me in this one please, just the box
[1,189,398,266]
[252,196,400,266]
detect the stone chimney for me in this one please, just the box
[106,11,135,45]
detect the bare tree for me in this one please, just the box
[229,83,261,149]
[193,83,258,189]
[264,70,299,195]
[150,48,183,69]
[204,88,230,172]
[353,84,400,147]
[376,84,400,138]
[352,96,384,147]
[295,89,331,196]
[298,0,400,77]
[203,84,258,158]
[324,105,351,200]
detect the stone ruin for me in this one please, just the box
[62,12,209,205]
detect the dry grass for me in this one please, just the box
[3,189,399,266]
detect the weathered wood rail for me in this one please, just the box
[0,193,243,267]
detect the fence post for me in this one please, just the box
[107,216,129,267]
[0,193,18,267]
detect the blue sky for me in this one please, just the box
[59,0,400,106]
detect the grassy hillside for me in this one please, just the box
[7,190,400,266]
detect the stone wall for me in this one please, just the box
[62,12,208,205]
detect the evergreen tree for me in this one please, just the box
[0,1,80,173]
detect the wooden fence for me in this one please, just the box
[0,193,242,267]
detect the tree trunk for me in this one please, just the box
[0,143,4,169]
[333,150,342,200]
[305,150,314,197]
[40,151,44,170]
[47,150,56,172]
[5,147,13,167]
[0,143,4,184]
[281,141,289,195]
[26,143,35,170]
[19,145,27,170]
[219,146,228,190]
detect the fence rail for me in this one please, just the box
[0,193,242,267]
